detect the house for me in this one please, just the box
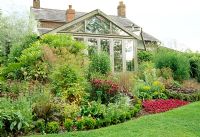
[31,0,159,72]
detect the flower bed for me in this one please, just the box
[143,99,189,113]
[165,90,200,102]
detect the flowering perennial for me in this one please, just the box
[143,99,189,113]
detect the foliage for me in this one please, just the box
[50,64,86,96]
[0,80,28,94]
[157,67,173,80]
[62,102,80,119]
[1,42,45,80]
[64,119,73,131]
[138,61,157,84]
[32,87,53,122]
[0,13,35,59]
[46,121,60,134]
[0,97,32,136]
[83,117,96,130]
[90,79,121,104]
[138,50,153,63]
[153,49,190,81]
[31,102,200,137]
[8,34,38,63]
[40,34,86,54]
[187,53,200,82]
[142,99,189,113]
[88,52,111,78]
[34,119,45,133]
[75,118,85,131]
[81,101,106,119]
[165,90,200,102]
[137,81,167,100]
[1,34,88,82]
[114,72,137,95]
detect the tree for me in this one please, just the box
[0,12,36,62]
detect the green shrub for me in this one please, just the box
[0,80,28,94]
[88,52,111,78]
[102,117,111,127]
[0,97,32,136]
[153,49,190,81]
[137,81,167,100]
[75,119,85,131]
[32,88,54,122]
[187,54,200,82]
[64,119,73,131]
[81,101,106,119]
[83,117,96,130]
[8,34,38,63]
[35,119,45,133]
[165,90,200,102]
[40,34,86,54]
[46,121,59,134]
[138,50,153,63]
[158,67,173,79]
[95,119,103,129]
[50,64,82,95]
[119,112,127,123]
[138,61,157,84]
[125,112,132,120]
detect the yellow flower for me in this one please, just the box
[143,86,151,91]
[153,81,160,86]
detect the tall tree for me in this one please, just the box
[0,12,36,59]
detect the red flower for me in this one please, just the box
[142,99,189,114]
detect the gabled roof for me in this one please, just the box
[31,8,159,41]
[40,9,141,40]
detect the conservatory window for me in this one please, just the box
[125,40,134,71]
[100,39,110,54]
[87,38,98,56]
[112,24,129,36]
[86,15,110,34]
[64,22,85,33]
[113,39,123,72]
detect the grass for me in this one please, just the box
[29,102,200,137]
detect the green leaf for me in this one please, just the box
[17,122,22,130]
[10,121,17,130]
[0,120,4,129]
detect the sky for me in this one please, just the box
[0,0,200,52]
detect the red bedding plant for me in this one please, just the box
[142,99,189,113]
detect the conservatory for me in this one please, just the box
[46,9,141,72]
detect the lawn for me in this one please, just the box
[29,102,200,137]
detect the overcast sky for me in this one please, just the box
[1,0,200,51]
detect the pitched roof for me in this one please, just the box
[31,8,159,41]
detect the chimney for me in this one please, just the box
[117,1,126,18]
[33,0,40,9]
[66,5,75,22]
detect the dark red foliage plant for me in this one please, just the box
[91,79,129,104]
[142,99,189,114]
[91,79,120,95]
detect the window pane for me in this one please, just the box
[112,24,129,36]
[114,40,123,72]
[125,40,134,71]
[101,39,110,54]
[88,38,98,56]
[64,22,85,33]
[86,15,110,34]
